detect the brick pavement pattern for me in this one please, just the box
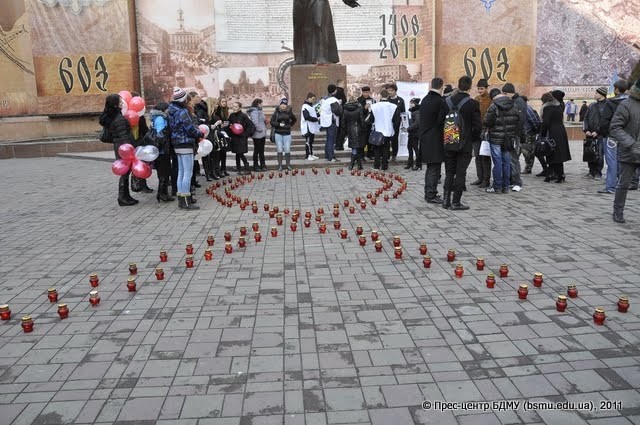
[1,143,639,425]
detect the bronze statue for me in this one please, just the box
[293,0,360,65]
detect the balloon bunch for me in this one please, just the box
[196,124,213,158]
[118,90,146,128]
[112,144,159,178]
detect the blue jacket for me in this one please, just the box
[168,101,203,151]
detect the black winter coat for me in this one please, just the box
[439,92,482,154]
[99,112,134,159]
[540,101,571,164]
[484,96,521,147]
[343,101,366,149]
[419,91,444,164]
[407,106,420,142]
[600,95,629,138]
[228,111,253,154]
[270,107,297,135]
[610,92,640,164]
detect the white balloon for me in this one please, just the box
[137,106,146,117]
[121,101,129,115]
[136,145,160,162]
[198,140,213,156]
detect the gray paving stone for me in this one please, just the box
[117,396,164,421]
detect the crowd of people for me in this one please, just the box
[99,76,640,222]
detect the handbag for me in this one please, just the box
[535,136,556,156]
[368,126,384,146]
[269,127,276,144]
[582,137,599,162]
[479,140,491,156]
[99,126,112,144]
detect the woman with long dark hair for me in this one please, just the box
[149,102,174,202]
[214,97,231,177]
[228,101,254,175]
[540,91,571,183]
[99,94,138,206]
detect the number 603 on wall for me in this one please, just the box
[463,47,509,82]
[58,56,109,94]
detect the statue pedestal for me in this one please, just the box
[290,64,346,118]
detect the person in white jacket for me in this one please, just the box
[301,92,320,160]
[368,89,399,170]
[320,84,343,161]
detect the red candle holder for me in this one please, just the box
[0,305,11,321]
[360,201,367,210]
[48,288,58,303]
[333,220,341,230]
[128,263,138,275]
[371,231,379,241]
[393,236,401,247]
[486,274,496,288]
[284,208,290,215]
[186,243,194,255]
[57,303,69,319]
[454,264,464,278]
[340,229,348,239]
[157,250,167,263]
[359,236,366,246]
[269,210,276,218]
[423,256,432,268]
[533,273,543,287]
[264,203,270,211]
[301,170,305,175]
[226,200,233,208]
[278,172,283,178]
[394,247,403,259]
[89,291,100,306]
[344,200,350,207]
[185,255,194,267]
[499,265,509,278]
[155,266,164,280]
[476,258,485,271]
[225,243,233,254]
[276,214,284,226]
[556,295,567,312]
[393,192,399,199]
[252,205,259,213]
[419,244,428,256]
[349,205,356,214]
[355,196,362,203]
[204,249,213,261]
[333,208,340,218]
[240,203,247,211]
[224,232,232,242]
[375,240,383,252]
[618,296,630,313]
[518,284,528,300]
[319,223,327,234]
[252,222,259,231]
[384,194,390,202]
[127,277,137,292]
[593,308,606,325]
[273,206,280,214]
[371,198,377,205]
[304,219,311,228]
[238,236,247,248]
[89,273,99,287]
[447,249,456,262]
[567,284,578,298]
[255,231,262,242]
[292,213,299,223]
[317,207,324,215]
[356,225,363,236]
[325,168,331,175]
[315,214,322,223]
[271,227,278,237]
[294,209,301,216]
[290,222,297,232]
[269,172,274,179]
[21,316,33,333]
[312,167,318,174]
[366,192,372,199]
[305,211,312,219]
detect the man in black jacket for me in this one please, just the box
[357,86,376,159]
[420,77,445,203]
[386,83,406,161]
[335,79,348,150]
[583,87,609,179]
[501,83,526,192]
[439,76,482,210]
[598,80,629,194]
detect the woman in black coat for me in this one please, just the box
[228,101,253,175]
[214,98,231,177]
[99,93,138,206]
[343,97,366,170]
[406,98,422,170]
[540,92,571,182]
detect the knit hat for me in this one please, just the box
[551,90,565,102]
[596,86,608,97]
[173,88,187,103]
[327,84,337,94]
[489,88,502,99]
[477,79,489,88]
[501,83,516,94]
[280,98,288,105]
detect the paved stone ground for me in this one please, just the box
[1,142,639,425]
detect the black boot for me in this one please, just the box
[139,178,154,193]
[118,175,137,206]
[404,159,413,170]
[450,191,470,210]
[348,155,356,171]
[277,153,283,171]
[178,194,199,210]
[442,190,452,209]
[285,153,292,171]
[357,157,363,170]
[156,181,174,202]
[131,176,142,192]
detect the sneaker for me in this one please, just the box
[597,189,614,194]
[485,187,496,193]
[582,173,594,179]
[329,158,338,162]
[307,156,315,161]
[512,185,522,192]
[594,175,602,180]
[311,155,319,160]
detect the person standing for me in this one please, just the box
[610,79,640,223]
[357,86,376,160]
[565,99,577,121]
[386,83,406,161]
[335,79,348,151]
[579,101,588,122]
[583,87,608,179]
[540,92,571,183]
[483,89,520,193]
[520,95,542,174]
[343,96,366,170]
[187,92,203,190]
[440,76,482,210]
[214,97,231,177]
[129,91,153,194]
[419,77,445,204]
[368,89,398,170]
[501,83,526,192]
[319,84,343,162]
[168,88,204,210]
[405,98,422,170]
[301,92,320,161]
[149,102,174,202]
[228,101,254,175]
[271,98,298,171]
[472,78,492,187]
[598,80,629,194]
[247,98,268,171]
[99,94,138,206]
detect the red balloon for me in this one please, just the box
[230,123,244,135]
[129,96,145,112]
[131,159,152,179]
[118,143,136,160]
[119,90,132,103]
[125,110,140,127]
[112,159,131,176]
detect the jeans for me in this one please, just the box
[304,133,315,158]
[614,162,640,216]
[325,124,337,160]
[424,162,442,199]
[275,133,292,153]
[252,137,266,168]
[604,138,619,192]
[509,138,522,186]
[444,151,473,192]
[177,153,194,194]
[490,143,511,189]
